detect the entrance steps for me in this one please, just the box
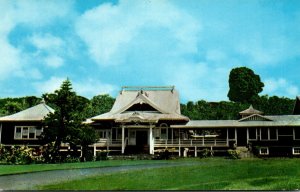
[236,147,254,158]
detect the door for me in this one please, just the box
[237,129,247,146]
[136,130,148,152]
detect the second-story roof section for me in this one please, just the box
[239,105,263,118]
[0,101,55,122]
[91,86,189,122]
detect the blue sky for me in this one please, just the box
[1,0,300,103]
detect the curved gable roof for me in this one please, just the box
[0,102,54,122]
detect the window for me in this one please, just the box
[161,128,167,139]
[228,128,235,140]
[248,128,257,140]
[294,128,300,140]
[99,130,111,139]
[269,129,277,140]
[260,128,278,141]
[14,126,41,140]
[153,129,160,139]
[260,128,268,140]
[292,147,300,155]
[259,147,269,155]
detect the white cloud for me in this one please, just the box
[73,79,117,98]
[165,63,230,102]
[44,55,64,68]
[0,1,74,80]
[263,78,299,97]
[30,34,64,51]
[75,0,201,66]
[33,77,117,98]
[33,77,65,94]
[0,38,22,79]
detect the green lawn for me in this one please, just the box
[0,159,167,176]
[38,158,300,190]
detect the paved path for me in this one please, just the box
[0,162,199,190]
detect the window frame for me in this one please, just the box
[248,128,257,141]
[293,128,300,140]
[260,128,278,141]
[292,147,300,155]
[14,126,41,140]
[259,147,269,155]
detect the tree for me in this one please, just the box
[83,94,115,118]
[227,67,264,103]
[41,79,98,162]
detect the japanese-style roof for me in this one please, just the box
[239,105,263,115]
[90,86,189,122]
[171,115,300,128]
[293,96,300,115]
[0,102,54,122]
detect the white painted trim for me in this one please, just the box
[14,126,40,140]
[234,128,237,142]
[226,128,229,146]
[292,147,300,155]
[121,126,125,154]
[259,147,269,155]
[0,123,2,144]
[149,125,154,155]
[246,128,249,144]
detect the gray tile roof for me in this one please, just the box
[171,115,300,128]
[91,86,189,122]
[0,103,54,122]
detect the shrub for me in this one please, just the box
[1,145,34,164]
[200,148,214,158]
[96,151,108,161]
[227,149,241,159]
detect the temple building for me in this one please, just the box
[88,86,300,157]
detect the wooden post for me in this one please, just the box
[122,125,125,154]
[235,128,237,144]
[195,146,197,157]
[246,128,249,145]
[93,144,96,157]
[226,128,229,146]
[0,123,2,144]
[149,125,154,154]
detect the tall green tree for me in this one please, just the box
[41,79,98,162]
[83,94,115,118]
[227,67,264,103]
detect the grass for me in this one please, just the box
[38,158,300,190]
[0,159,167,176]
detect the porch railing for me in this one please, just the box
[154,138,228,147]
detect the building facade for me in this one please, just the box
[1,86,300,157]
[88,86,300,157]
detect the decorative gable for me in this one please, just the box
[238,114,273,122]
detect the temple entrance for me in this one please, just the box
[237,129,247,146]
[136,130,149,153]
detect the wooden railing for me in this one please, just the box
[154,138,228,147]
[95,139,123,146]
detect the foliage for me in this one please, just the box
[95,151,108,161]
[181,95,294,120]
[227,149,241,159]
[200,148,214,158]
[83,94,115,118]
[41,79,98,163]
[227,67,264,103]
[0,145,33,165]
[0,96,42,116]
